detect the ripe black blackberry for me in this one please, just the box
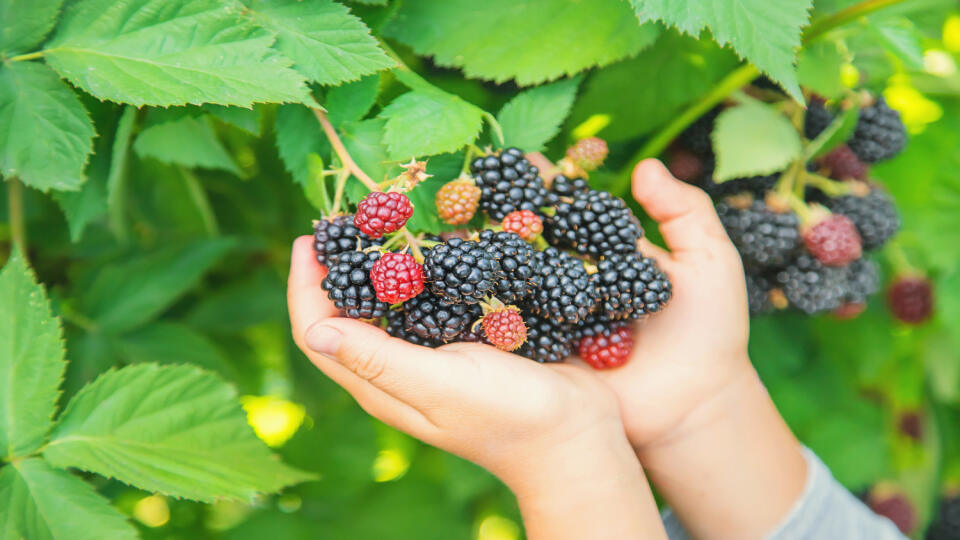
[576,314,630,339]
[477,230,540,303]
[746,271,777,315]
[826,187,900,250]
[550,174,589,197]
[840,258,879,305]
[527,248,599,324]
[716,198,801,268]
[775,254,847,314]
[679,106,721,157]
[313,215,378,266]
[804,98,834,140]
[926,495,960,540]
[321,250,388,319]
[848,97,906,163]
[422,237,500,304]
[545,189,643,257]
[516,311,576,363]
[592,253,672,320]
[385,309,441,348]
[402,291,481,343]
[470,147,550,220]
[706,173,778,198]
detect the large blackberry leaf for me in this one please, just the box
[0,0,61,56]
[629,0,811,101]
[383,0,660,86]
[712,100,801,181]
[498,77,581,152]
[133,114,241,175]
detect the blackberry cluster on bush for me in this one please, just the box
[471,148,549,220]
[422,237,500,305]
[545,188,643,257]
[321,250,389,319]
[717,198,801,268]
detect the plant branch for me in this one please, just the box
[803,0,907,44]
[402,229,424,263]
[331,170,349,216]
[313,108,380,192]
[7,51,44,62]
[6,177,27,255]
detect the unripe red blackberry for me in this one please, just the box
[501,210,543,240]
[578,324,634,370]
[821,144,868,181]
[888,275,933,324]
[802,213,862,266]
[481,304,527,351]
[667,145,706,184]
[435,177,481,225]
[867,485,916,535]
[354,191,414,238]
[369,252,425,304]
[566,137,608,171]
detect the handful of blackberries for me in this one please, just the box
[669,91,915,319]
[313,141,671,369]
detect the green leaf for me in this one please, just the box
[105,105,137,231]
[0,0,63,55]
[797,40,848,100]
[0,62,94,191]
[630,0,812,101]
[134,115,241,175]
[712,100,802,181]
[0,249,64,459]
[205,104,262,135]
[326,74,381,126]
[43,0,311,107]
[43,364,314,502]
[185,269,286,332]
[803,103,859,159]
[340,118,395,202]
[384,0,660,86]
[567,30,739,142]
[303,153,330,213]
[867,18,924,69]
[497,77,580,152]
[112,322,236,380]
[243,0,394,85]
[0,459,137,540]
[80,238,236,334]
[379,87,483,160]
[275,104,330,186]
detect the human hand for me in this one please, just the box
[287,236,666,540]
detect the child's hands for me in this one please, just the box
[288,237,666,539]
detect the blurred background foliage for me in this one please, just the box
[2,0,960,538]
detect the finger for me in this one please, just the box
[288,235,338,336]
[631,159,732,254]
[525,152,557,182]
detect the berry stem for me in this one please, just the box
[803,171,855,197]
[402,229,424,263]
[884,241,920,275]
[7,50,44,62]
[482,112,505,147]
[313,108,381,192]
[331,170,350,216]
[775,160,801,200]
[6,176,27,257]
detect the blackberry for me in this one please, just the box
[402,291,481,343]
[717,199,801,268]
[679,106,721,157]
[592,253,672,320]
[321,250,388,319]
[385,309,441,348]
[775,254,846,314]
[826,188,899,250]
[312,215,378,266]
[926,495,960,540]
[545,189,643,257]
[527,248,599,324]
[707,173,779,198]
[848,97,907,163]
[746,271,777,315]
[821,144,867,181]
[888,275,934,324]
[423,238,500,304]
[576,314,629,339]
[471,148,549,221]
[477,230,540,303]
[804,98,834,140]
[516,312,576,363]
[550,174,589,197]
[840,258,879,305]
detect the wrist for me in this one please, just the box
[636,365,807,539]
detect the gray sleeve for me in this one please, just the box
[661,448,907,540]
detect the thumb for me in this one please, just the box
[631,158,733,255]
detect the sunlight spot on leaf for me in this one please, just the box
[477,515,521,540]
[133,495,170,528]
[884,82,942,134]
[242,395,306,448]
[943,14,960,52]
[372,448,410,482]
[923,50,957,77]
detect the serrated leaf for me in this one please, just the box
[0,62,94,191]
[276,104,330,186]
[568,30,739,142]
[384,0,660,86]
[326,74,380,126]
[797,40,848,100]
[0,0,63,55]
[43,0,311,107]
[80,238,236,334]
[340,118,395,202]
[712,101,802,181]
[630,0,812,101]
[379,89,482,160]
[498,77,580,152]
[43,364,314,502]
[134,115,241,175]
[243,0,394,85]
[0,249,64,459]
[0,459,137,540]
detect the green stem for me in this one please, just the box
[483,112,505,147]
[331,170,349,216]
[180,167,219,237]
[803,172,854,197]
[884,241,918,275]
[59,304,98,332]
[6,177,26,254]
[314,108,380,192]
[803,0,907,43]
[7,51,44,62]
[402,229,424,263]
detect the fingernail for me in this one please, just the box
[306,324,342,357]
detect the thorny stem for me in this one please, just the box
[6,177,26,255]
[313,109,380,192]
